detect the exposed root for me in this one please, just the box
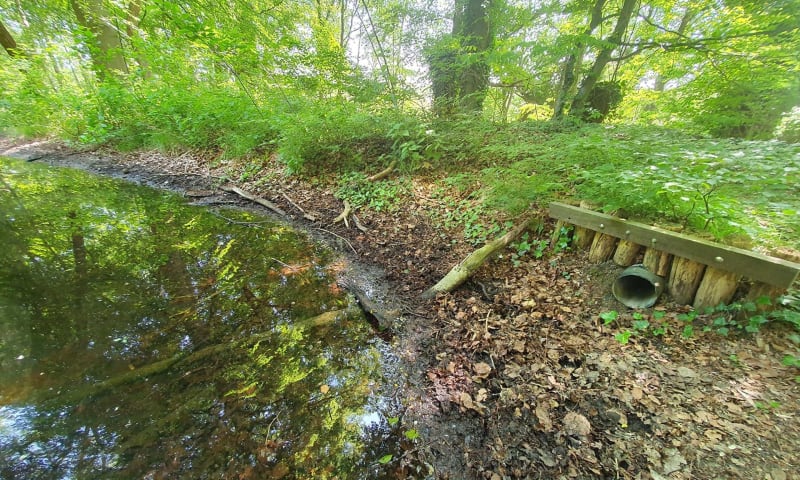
[333,200,353,228]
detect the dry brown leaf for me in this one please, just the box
[473,362,492,378]
[563,411,591,438]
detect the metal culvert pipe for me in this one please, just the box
[612,264,664,308]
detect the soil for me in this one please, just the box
[2,138,799,480]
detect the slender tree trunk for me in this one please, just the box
[70,0,128,78]
[568,0,638,120]
[0,19,22,58]
[653,8,693,92]
[552,0,605,120]
[125,0,150,77]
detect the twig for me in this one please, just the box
[207,209,273,226]
[352,213,368,233]
[281,191,316,221]
[316,227,357,254]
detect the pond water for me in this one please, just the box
[0,158,404,479]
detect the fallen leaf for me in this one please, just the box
[320,384,330,394]
[473,362,492,378]
[562,411,591,438]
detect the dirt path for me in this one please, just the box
[3,139,799,480]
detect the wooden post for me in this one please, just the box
[573,226,595,249]
[613,240,641,266]
[588,233,618,263]
[643,248,672,277]
[550,220,566,248]
[693,267,741,310]
[668,257,706,305]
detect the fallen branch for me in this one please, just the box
[352,213,368,233]
[281,191,317,221]
[220,185,287,217]
[421,215,542,299]
[367,160,397,182]
[340,280,399,330]
[333,200,353,228]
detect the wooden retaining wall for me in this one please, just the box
[549,202,800,309]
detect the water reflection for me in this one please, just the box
[0,158,400,479]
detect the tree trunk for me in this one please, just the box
[70,0,128,78]
[429,0,493,115]
[552,0,605,120]
[0,19,22,58]
[568,0,637,120]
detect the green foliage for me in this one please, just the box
[335,172,408,212]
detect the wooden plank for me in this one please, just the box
[549,202,800,288]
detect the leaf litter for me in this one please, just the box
[7,139,798,480]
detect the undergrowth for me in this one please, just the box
[3,75,798,248]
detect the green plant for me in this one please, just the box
[335,172,408,212]
[600,311,619,325]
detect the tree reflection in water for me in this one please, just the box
[0,158,403,479]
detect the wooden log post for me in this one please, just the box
[744,282,785,313]
[549,220,566,248]
[588,233,618,263]
[668,257,706,305]
[643,248,672,278]
[693,267,741,310]
[573,226,595,249]
[613,240,641,266]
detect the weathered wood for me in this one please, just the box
[693,267,741,310]
[549,202,800,288]
[613,240,641,266]
[550,220,566,248]
[573,226,595,249]
[668,257,706,305]
[221,185,287,216]
[588,233,617,262]
[642,248,672,277]
[422,216,541,299]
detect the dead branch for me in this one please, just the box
[367,160,397,182]
[220,185,287,217]
[281,191,317,221]
[421,215,543,299]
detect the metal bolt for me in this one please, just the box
[599,223,605,229]
[625,230,631,236]
[715,256,724,263]
[651,238,657,245]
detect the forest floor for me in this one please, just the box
[2,138,799,480]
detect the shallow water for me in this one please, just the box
[0,158,402,479]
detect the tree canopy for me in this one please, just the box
[0,0,798,144]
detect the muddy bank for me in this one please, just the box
[2,138,799,480]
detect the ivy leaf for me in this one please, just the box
[378,454,393,464]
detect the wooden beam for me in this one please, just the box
[549,202,800,288]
